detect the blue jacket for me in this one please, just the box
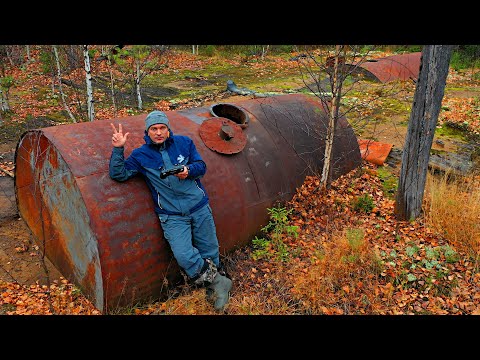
[109,129,209,216]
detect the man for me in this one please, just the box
[109,110,232,312]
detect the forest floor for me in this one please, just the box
[1,47,480,315]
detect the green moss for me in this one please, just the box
[376,166,398,199]
[435,123,468,141]
[430,148,448,156]
[142,54,303,102]
[47,111,71,122]
[445,86,467,92]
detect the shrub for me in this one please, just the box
[352,194,374,213]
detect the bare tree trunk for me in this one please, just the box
[135,58,143,110]
[49,48,56,94]
[101,45,108,58]
[67,45,82,71]
[53,46,76,123]
[0,88,10,112]
[395,45,453,221]
[83,45,95,121]
[106,59,117,116]
[320,45,345,189]
[0,58,9,113]
[5,46,14,66]
[261,45,269,60]
[0,75,11,113]
[26,45,31,62]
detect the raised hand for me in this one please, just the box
[110,123,130,148]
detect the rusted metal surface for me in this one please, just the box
[357,52,422,83]
[199,118,247,154]
[210,103,249,129]
[329,52,422,83]
[15,93,361,313]
[358,139,394,166]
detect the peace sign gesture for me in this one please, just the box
[110,123,130,148]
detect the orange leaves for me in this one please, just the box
[439,96,480,135]
[14,243,28,253]
[0,162,14,177]
[472,307,480,315]
[320,306,344,315]
[0,278,100,315]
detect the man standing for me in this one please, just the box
[109,110,232,312]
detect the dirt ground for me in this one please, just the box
[0,174,64,286]
[1,136,63,285]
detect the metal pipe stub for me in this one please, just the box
[199,117,247,154]
[209,103,249,129]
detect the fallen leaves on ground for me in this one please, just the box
[134,163,480,315]
[0,277,100,315]
[1,162,479,315]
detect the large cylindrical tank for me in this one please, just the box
[14,93,361,312]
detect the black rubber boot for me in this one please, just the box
[207,272,232,312]
[217,262,231,279]
[193,258,232,311]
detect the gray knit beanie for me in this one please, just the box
[145,110,170,131]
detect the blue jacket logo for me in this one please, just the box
[177,154,185,163]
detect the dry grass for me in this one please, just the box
[424,171,480,267]
[289,228,383,315]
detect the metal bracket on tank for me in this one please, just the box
[198,103,250,154]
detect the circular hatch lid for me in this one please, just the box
[199,117,247,154]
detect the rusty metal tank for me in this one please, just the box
[356,52,422,83]
[14,93,361,312]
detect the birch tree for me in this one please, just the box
[0,83,11,112]
[116,45,169,111]
[261,45,269,60]
[294,45,384,189]
[0,50,12,113]
[26,45,31,62]
[394,45,453,221]
[97,45,125,115]
[320,45,345,188]
[53,45,76,122]
[106,51,118,116]
[135,52,143,111]
[83,45,95,121]
[0,77,12,112]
